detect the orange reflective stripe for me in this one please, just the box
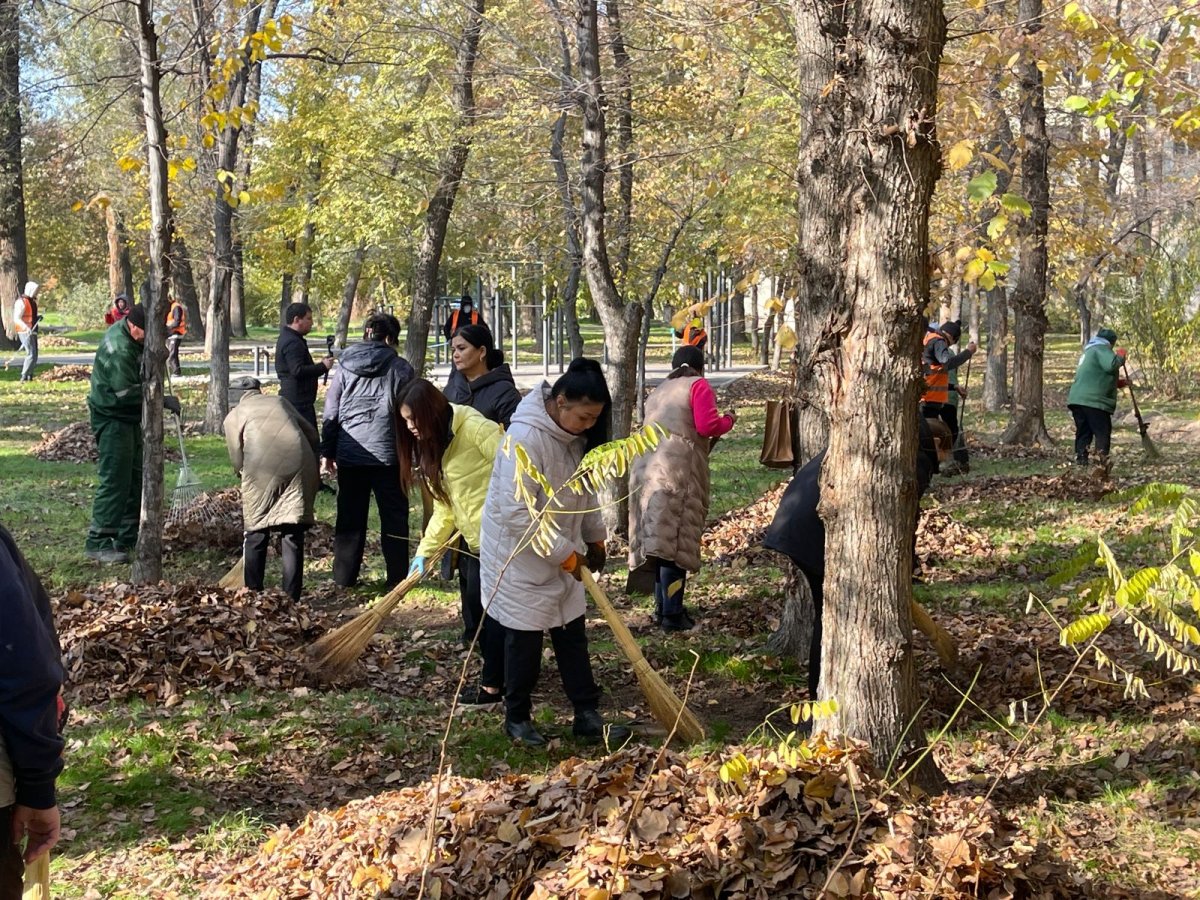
[682,324,705,347]
[921,331,948,404]
[16,297,34,329]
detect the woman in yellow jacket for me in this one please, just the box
[397,379,505,703]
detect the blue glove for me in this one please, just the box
[408,556,427,578]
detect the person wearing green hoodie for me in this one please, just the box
[1066,327,1127,467]
[85,304,181,564]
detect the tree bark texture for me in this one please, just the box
[105,206,135,301]
[574,0,642,443]
[983,286,1009,411]
[403,0,486,372]
[0,0,25,349]
[1001,0,1052,446]
[548,0,586,360]
[204,0,266,434]
[605,0,633,287]
[132,0,174,584]
[813,0,946,788]
[335,244,366,349]
[171,238,204,342]
[764,561,815,661]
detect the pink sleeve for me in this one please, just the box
[690,378,734,438]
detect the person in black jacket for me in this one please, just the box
[762,417,950,697]
[443,323,522,428]
[321,313,415,588]
[442,293,483,343]
[0,524,65,895]
[276,302,334,431]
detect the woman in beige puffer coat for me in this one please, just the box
[628,346,736,631]
[224,377,320,600]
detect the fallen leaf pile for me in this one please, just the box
[702,479,789,565]
[30,421,97,462]
[165,489,245,549]
[717,368,795,408]
[39,363,92,382]
[38,334,86,348]
[208,742,1071,900]
[969,441,1059,462]
[929,471,1113,504]
[915,508,993,565]
[56,582,414,705]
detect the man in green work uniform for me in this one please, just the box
[84,304,181,564]
[1067,327,1126,473]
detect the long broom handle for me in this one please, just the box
[580,567,655,673]
[1121,361,1150,432]
[172,411,191,470]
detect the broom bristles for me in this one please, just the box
[307,534,459,679]
[582,568,706,744]
[218,558,244,590]
[911,599,957,669]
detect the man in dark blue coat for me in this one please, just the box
[275,302,334,431]
[0,524,64,895]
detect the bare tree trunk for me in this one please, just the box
[574,0,641,441]
[403,0,486,372]
[606,0,633,287]
[0,0,25,349]
[814,0,946,790]
[748,282,760,354]
[204,1,265,434]
[983,286,1009,411]
[765,562,815,660]
[132,0,173,584]
[170,237,204,343]
[291,157,321,307]
[1001,0,1052,446]
[279,237,295,327]
[104,206,135,300]
[335,244,366,349]
[548,0,586,360]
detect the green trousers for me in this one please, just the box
[86,415,142,551]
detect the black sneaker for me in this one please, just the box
[504,719,547,746]
[459,685,502,706]
[573,709,632,743]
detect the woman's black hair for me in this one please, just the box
[550,358,612,452]
[453,322,504,370]
[668,345,704,378]
[396,379,455,503]
[364,312,401,345]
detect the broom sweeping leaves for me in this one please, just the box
[307,533,460,679]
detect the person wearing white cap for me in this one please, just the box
[11,282,40,382]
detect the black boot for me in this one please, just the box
[504,719,546,746]
[660,610,695,632]
[573,709,631,743]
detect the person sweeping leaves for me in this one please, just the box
[1067,327,1127,473]
[479,359,630,747]
[397,379,506,702]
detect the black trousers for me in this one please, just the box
[459,541,506,688]
[333,464,409,588]
[654,559,688,618]
[244,525,305,600]
[801,567,824,698]
[1069,404,1112,462]
[922,401,968,465]
[0,807,23,900]
[502,615,601,723]
[166,334,183,375]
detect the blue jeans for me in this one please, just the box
[17,331,37,381]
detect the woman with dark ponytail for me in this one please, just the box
[628,345,736,631]
[445,323,522,428]
[397,379,507,702]
[478,358,629,746]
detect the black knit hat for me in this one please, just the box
[126,304,147,329]
[941,320,962,342]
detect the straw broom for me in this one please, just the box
[218,557,244,590]
[1122,361,1161,460]
[23,853,49,900]
[580,567,706,744]
[307,533,459,679]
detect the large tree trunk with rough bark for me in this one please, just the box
[104,206,135,301]
[574,0,641,439]
[403,0,486,372]
[1001,0,1052,446]
[132,0,173,584]
[812,0,946,790]
[983,286,1009,411]
[0,0,25,349]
